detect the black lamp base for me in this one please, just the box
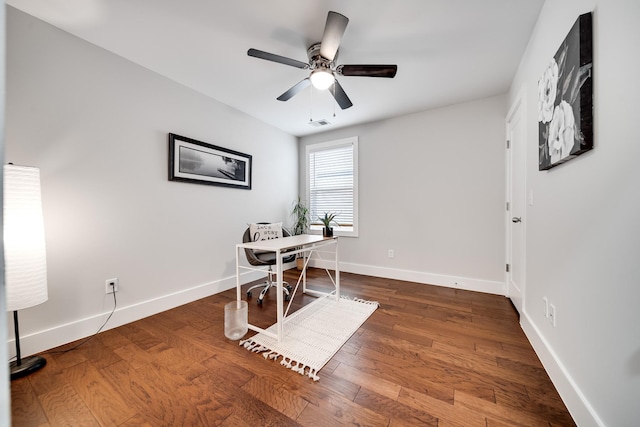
[10,355,47,380]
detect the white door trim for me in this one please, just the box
[505,85,527,315]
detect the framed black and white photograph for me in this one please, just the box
[168,133,252,189]
[538,12,593,170]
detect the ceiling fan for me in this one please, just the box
[247,11,397,110]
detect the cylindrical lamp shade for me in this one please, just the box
[4,165,48,311]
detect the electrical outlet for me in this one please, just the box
[549,303,556,327]
[388,249,394,258]
[105,278,119,294]
[543,297,549,318]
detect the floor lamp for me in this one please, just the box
[4,164,48,380]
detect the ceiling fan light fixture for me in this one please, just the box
[310,68,335,90]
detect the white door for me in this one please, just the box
[506,89,526,315]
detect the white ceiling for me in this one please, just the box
[7,0,544,137]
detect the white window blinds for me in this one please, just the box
[308,139,356,229]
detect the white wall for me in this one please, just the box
[300,95,507,295]
[508,0,640,425]
[5,7,298,357]
[0,2,11,425]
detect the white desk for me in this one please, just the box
[236,234,339,342]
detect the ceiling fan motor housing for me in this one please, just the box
[307,42,336,71]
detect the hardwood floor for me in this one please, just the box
[11,269,575,426]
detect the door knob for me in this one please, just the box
[512,217,522,223]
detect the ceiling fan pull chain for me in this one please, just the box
[309,86,313,122]
[333,84,336,117]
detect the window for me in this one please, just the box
[306,136,358,237]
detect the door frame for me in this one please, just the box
[505,85,527,315]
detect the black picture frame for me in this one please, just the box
[168,133,252,190]
[538,12,593,170]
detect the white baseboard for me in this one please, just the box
[7,269,266,359]
[310,259,506,296]
[520,311,604,427]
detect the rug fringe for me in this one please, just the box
[264,350,279,360]
[239,339,320,381]
[239,339,268,353]
[340,295,379,307]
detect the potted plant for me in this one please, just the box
[290,198,310,269]
[318,212,338,237]
[290,197,310,236]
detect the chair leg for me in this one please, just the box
[257,284,270,304]
[246,267,293,304]
[267,270,293,298]
[247,282,269,293]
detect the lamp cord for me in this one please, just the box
[47,289,118,355]
[13,311,22,364]
[8,288,118,361]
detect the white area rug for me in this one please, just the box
[240,295,378,381]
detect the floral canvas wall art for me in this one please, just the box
[538,12,593,170]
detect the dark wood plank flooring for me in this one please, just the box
[11,269,575,426]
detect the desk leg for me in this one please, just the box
[335,239,340,300]
[302,250,307,294]
[276,249,283,342]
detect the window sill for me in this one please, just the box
[309,226,358,238]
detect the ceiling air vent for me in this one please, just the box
[309,119,331,127]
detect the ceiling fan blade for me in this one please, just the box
[320,11,349,61]
[330,80,353,109]
[247,48,309,69]
[337,64,398,78]
[277,78,311,101]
